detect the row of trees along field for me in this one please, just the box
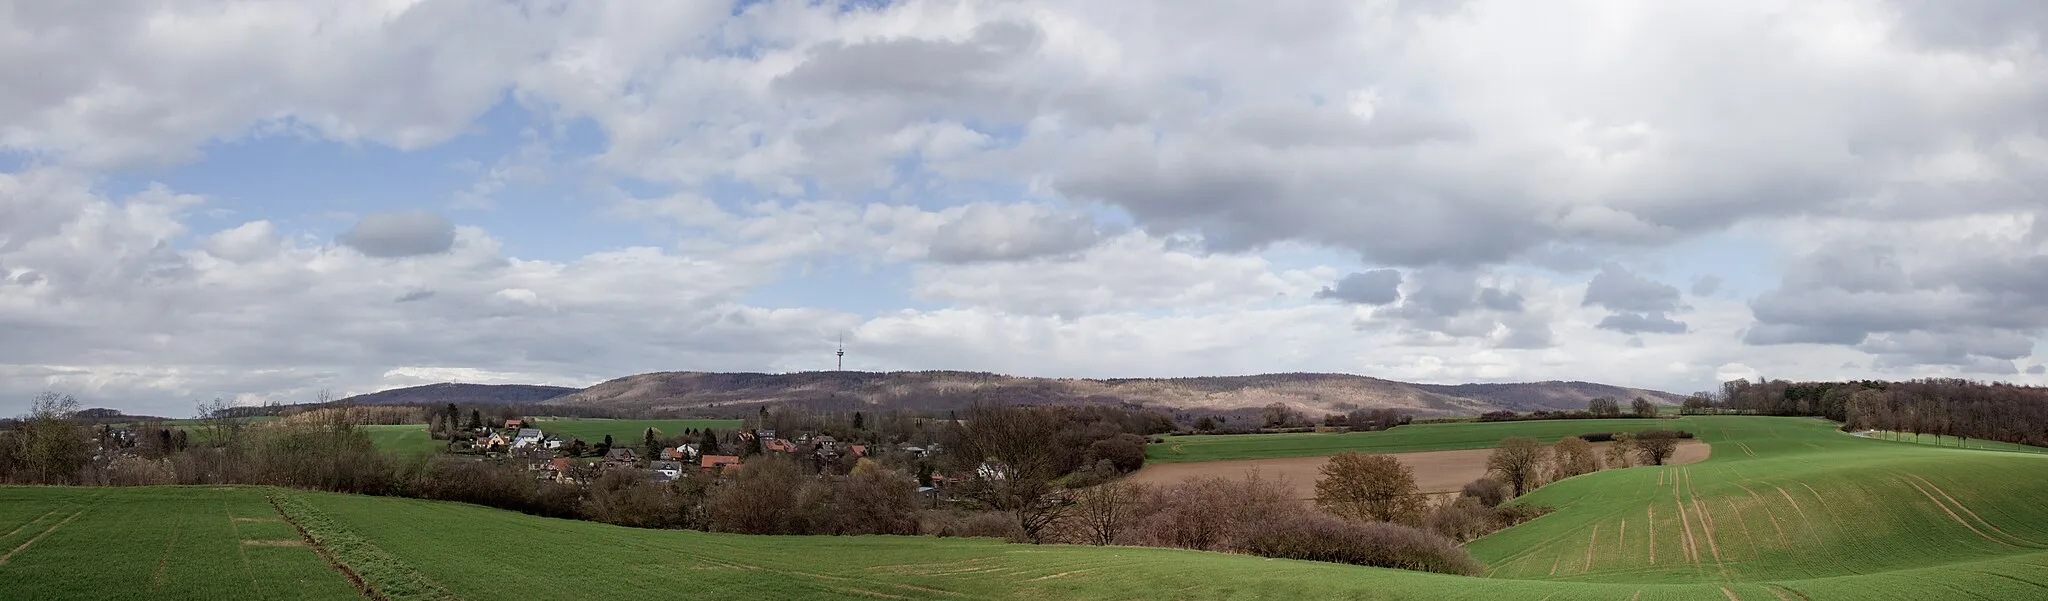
[1714,377,2048,447]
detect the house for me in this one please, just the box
[677,443,699,459]
[511,428,544,449]
[546,458,578,483]
[700,455,741,473]
[764,438,797,453]
[754,429,777,440]
[543,436,566,450]
[503,419,523,429]
[602,448,638,470]
[901,446,926,457]
[649,460,684,481]
[975,460,1009,481]
[662,447,686,461]
[478,431,510,450]
[848,445,867,458]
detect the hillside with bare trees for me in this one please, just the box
[540,371,1684,419]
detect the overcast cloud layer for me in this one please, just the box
[4,0,2047,415]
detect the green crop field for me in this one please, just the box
[1463,416,2048,599]
[8,415,2048,599]
[359,424,444,457]
[0,487,360,600]
[1148,417,1688,463]
[525,417,743,444]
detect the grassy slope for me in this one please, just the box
[1464,416,2048,599]
[1149,418,1685,463]
[527,417,743,444]
[360,424,444,457]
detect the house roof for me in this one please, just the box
[504,419,522,427]
[650,461,683,471]
[605,448,637,460]
[700,455,741,468]
[515,428,542,439]
[549,458,572,471]
[849,445,867,456]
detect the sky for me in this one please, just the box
[5,0,2048,417]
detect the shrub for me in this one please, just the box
[1128,471,1301,551]
[1577,432,1617,443]
[1236,513,1482,576]
[1423,498,1494,542]
[104,456,177,486]
[1459,477,1508,508]
[1490,503,1554,528]
[921,510,1025,540]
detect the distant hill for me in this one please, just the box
[542,371,1685,419]
[333,383,580,406]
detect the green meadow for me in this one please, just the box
[1148,417,1686,463]
[525,417,743,444]
[358,424,444,457]
[7,415,2048,599]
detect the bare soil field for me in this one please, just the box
[1126,440,1709,501]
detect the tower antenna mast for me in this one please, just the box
[836,333,845,371]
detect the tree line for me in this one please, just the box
[1716,378,2048,447]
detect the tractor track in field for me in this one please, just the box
[0,508,64,541]
[1582,524,1599,573]
[1725,497,1761,560]
[1731,482,1788,544]
[152,517,183,592]
[1903,474,2041,547]
[0,507,85,566]
[1766,584,1814,601]
[1721,586,1742,601]
[1646,505,1655,565]
[1897,476,2024,549]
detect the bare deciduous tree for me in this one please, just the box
[1605,433,1635,468]
[1635,430,1680,465]
[1072,479,1147,545]
[1485,437,1545,497]
[1315,452,1426,524]
[943,405,1075,542]
[1549,437,1599,481]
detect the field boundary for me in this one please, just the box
[270,493,465,601]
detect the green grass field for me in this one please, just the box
[359,424,444,457]
[1463,416,2048,599]
[1148,417,1687,463]
[525,417,743,444]
[8,415,2048,599]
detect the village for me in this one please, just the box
[465,418,958,499]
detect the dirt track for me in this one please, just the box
[1127,440,1709,501]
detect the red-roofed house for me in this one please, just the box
[700,455,741,473]
[764,438,796,453]
[503,419,523,428]
[848,445,868,458]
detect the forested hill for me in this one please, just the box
[331,383,579,406]
[541,371,1685,419]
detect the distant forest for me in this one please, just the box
[1715,378,2048,447]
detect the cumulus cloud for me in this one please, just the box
[925,203,1102,263]
[1583,265,1688,335]
[7,0,2048,412]
[1316,269,1403,305]
[336,211,457,258]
